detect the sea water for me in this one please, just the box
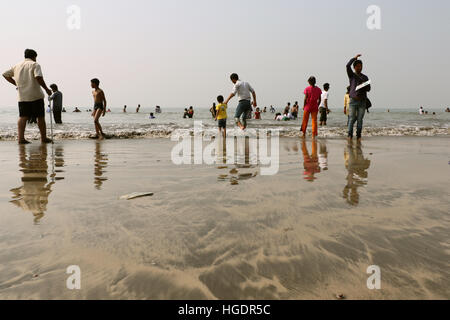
[0,106,448,140]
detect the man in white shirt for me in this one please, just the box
[224,73,257,130]
[319,83,330,126]
[3,49,53,144]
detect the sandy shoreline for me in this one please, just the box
[0,137,449,299]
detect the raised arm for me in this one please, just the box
[347,54,361,78]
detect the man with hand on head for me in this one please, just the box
[3,49,53,144]
[346,54,371,142]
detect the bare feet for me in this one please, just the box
[19,140,31,145]
[41,138,53,144]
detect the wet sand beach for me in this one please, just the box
[0,137,449,300]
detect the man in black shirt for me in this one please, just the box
[346,54,371,142]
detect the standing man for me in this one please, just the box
[3,49,53,144]
[224,73,257,130]
[319,83,330,126]
[346,54,371,142]
[49,84,63,124]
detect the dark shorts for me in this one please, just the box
[218,119,227,128]
[94,103,104,111]
[319,107,327,122]
[18,99,45,118]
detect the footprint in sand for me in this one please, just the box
[229,168,238,174]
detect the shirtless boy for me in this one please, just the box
[91,78,107,139]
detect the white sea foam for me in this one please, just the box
[0,107,448,141]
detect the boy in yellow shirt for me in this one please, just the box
[214,95,227,138]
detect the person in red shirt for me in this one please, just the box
[254,107,261,120]
[301,76,322,139]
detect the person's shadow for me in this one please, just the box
[342,143,371,206]
[10,144,64,224]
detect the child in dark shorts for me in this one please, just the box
[215,95,227,139]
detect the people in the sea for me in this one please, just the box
[183,108,189,118]
[2,49,53,144]
[254,107,261,119]
[136,104,140,113]
[291,102,299,119]
[284,103,291,117]
[188,106,194,118]
[214,95,227,139]
[90,78,107,140]
[62,107,66,113]
[270,105,275,113]
[319,83,330,126]
[149,113,155,119]
[263,107,267,113]
[123,105,127,113]
[301,76,322,139]
[445,107,450,113]
[49,84,63,124]
[275,112,290,121]
[419,106,424,115]
[224,73,257,130]
[347,54,371,142]
[155,106,161,113]
[210,103,217,118]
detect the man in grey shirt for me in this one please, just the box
[49,84,63,124]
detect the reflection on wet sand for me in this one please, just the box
[216,137,258,185]
[343,143,371,206]
[301,139,321,182]
[94,142,108,190]
[10,144,65,224]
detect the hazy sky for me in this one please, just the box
[1,0,449,110]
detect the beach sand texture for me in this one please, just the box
[0,137,448,300]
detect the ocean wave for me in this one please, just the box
[0,125,448,141]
